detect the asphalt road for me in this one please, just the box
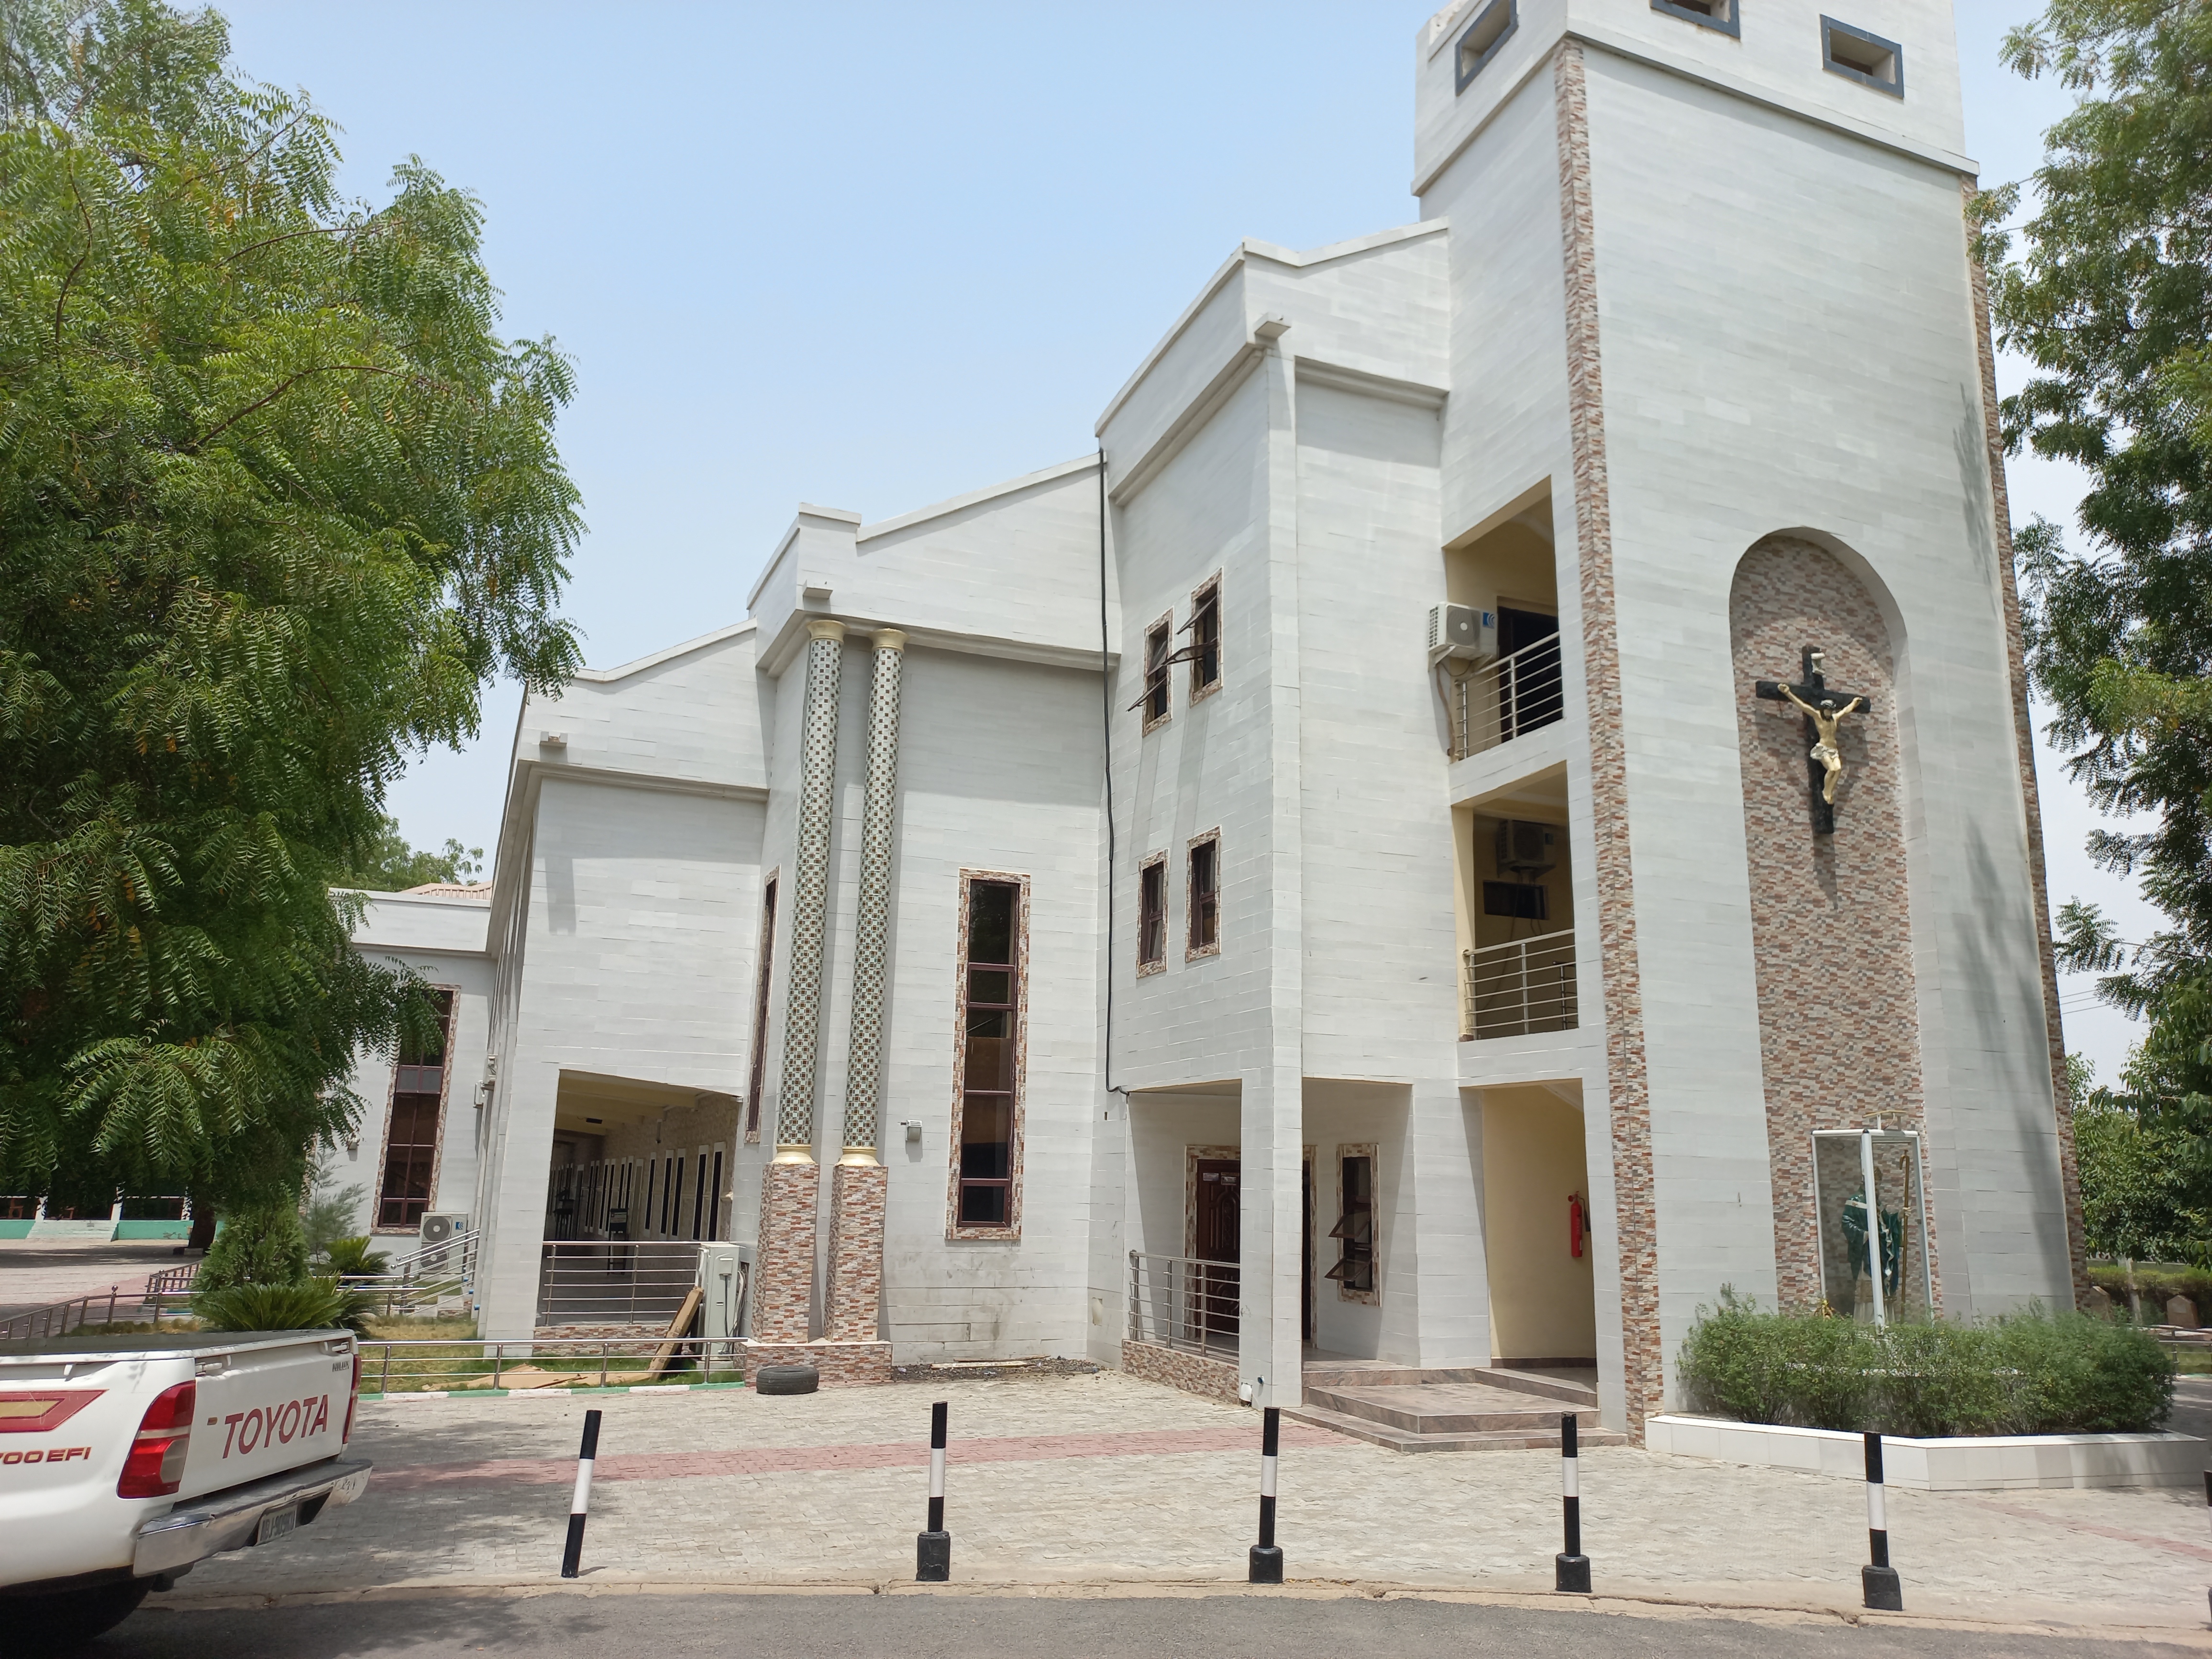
[92,1593,2211,1659]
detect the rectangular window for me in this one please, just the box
[1327,1152,1376,1296]
[691,1147,708,1239]
[709,1148,725,1240]
[376,988,455,1230]
[951,874,1026,1237]
[1187,833,1220,959]
[1822,16,1902,94]
[1454,0,1516,92]
[745,875,778,1143]
[1138,855,1167,973]
[660,1154,676,1236]
[1185,577,1222,697]
[1137,613,1172,729]
[1651,0,1737,33]
[1483,880,1548,921]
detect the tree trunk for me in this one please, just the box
[186,1192,216,1253]
[2124,1256,2142,1324]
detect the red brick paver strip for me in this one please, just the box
[377,1423,1342,1492]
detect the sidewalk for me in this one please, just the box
[173,1370,2212,1636]
[0,1238,189,1320]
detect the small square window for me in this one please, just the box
[1651,0,1738,37]
[1137,856,1167,974]
[1187,833,1220,959]
[1822,16,1903,96]
[1454,0,1516,94]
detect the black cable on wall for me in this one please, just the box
[1099,446,1126,1103]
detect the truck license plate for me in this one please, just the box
[255,1504,299,1545]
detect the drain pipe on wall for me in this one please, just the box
[1099,446,1129,1113]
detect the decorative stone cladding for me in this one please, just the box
[530,1325,665,1345]
[824,1160,889,1341]
[739,1339,893,1387]
[775,619,846,1150]
[1964,183,2089,1305]
[1122,1338,1241,1405]
[1553,39,1661,1434]
[1729,538,1931,1309]
[752,1158,819,1343]
[839,630,906,1156]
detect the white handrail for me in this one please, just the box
[1448,632,1565,761]
[1461,933,1578,1039]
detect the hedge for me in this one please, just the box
[1676,1293,2174,1436]
[2087,1261,2212,1319]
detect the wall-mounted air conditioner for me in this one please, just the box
[1495,819,1558,877]
[419,1212,469,1246]
[697,1242,755,1340]
[1427,603,1498,666]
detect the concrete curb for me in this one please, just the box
[359,1382,751,1402]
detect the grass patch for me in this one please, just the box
[1678,1292,2175,1435]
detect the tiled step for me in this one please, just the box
[1305,1382,1604,1438]
[1300,1362,1598,1410]
[1287,1399,1629,1454]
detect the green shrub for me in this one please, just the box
[194,1202,310,1293]
[194,1277,371,1335]
[320,1236,389,1277]
[2087,1261,2212,1320]
[1677,1293,2173,1436]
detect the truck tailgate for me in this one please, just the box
[183,1334,356,1499]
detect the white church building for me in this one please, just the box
[334,0,2085,1438]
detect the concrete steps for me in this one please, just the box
[1293,1361,1618,1453]
[24,1219,117,1241]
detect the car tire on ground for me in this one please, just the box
[753,1363,820,1395]
[11,1579,150,1654]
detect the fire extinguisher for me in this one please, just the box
[1568,1193,1586,1259]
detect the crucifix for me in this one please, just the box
[1755,646,1872,835]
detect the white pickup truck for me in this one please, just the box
[0,1329,373,1650]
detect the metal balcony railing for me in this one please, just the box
[1448,633,1565,761]
[1128,1250,1240,1357]
[1462,933,1579,1039]
[537,1239,705,1327]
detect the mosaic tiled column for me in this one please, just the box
[753,616,844,1344]
[826,629,904,1341]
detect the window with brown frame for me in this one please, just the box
[1327,1153,1376,1295]
[1186,577,1222,697]
[709,1147,725,1239]
[954,876,1024,1233]
[745,875,778,1142]
[1187,833,1220,958]
[1138,855,1167,973]
[1138,615,1172,728]
[376,988,455,1230]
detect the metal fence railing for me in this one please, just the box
[1128,1250,1240,1358]
[357,1335,743,1394]
[537,1240,704,1327]
[1448,633,1565,761]
[337,1230,476,1317]
[1462,933,1579,1039]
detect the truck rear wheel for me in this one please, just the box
[13,1580,149,1653]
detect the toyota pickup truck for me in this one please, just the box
[0,1329,372,1650]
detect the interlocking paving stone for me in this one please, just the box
[173,1371,2212,1633]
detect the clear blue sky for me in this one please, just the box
[210,1,2151,1079]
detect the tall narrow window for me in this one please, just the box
[1138,855,1167,973]
[709,1148,725,1240]
[1187,832,1220,959]
[1328,1151,1376,1296]
[691,1147,708,1239]
[376,988,455,1230]
[745,875,778,1142]
[661,1154,676,1236]
[951,874,1026,1237]
[1136,614,1172,729]
[1185,577,1222,697]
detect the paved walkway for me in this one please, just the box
[175,1371,2212,1636]
[0,1239,190,1320]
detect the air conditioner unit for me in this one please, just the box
[419,1212,468,1247]
[697,1242,756,1340]
[1427,603,1497,666]
[1495,819,1559,877]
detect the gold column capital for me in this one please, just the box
[805,617,848,644]
[870,628,907,654]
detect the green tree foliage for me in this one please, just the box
[195,1276,370,1334]
[1975,4,2212,1249]
[193,1197,309,1291]
[333,813,483,893]
[0,2,581,1205]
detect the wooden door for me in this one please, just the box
[1193,1159,1240,1345]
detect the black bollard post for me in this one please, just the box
[916,1400,951,1582]
[1861,1430,1902,1611]
[1248,1405,1284,1584]
[2203,1470,2211,1625]
[1555,1412,1591,1593]
[560,1408,602,1579]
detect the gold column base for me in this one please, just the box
[772,1144,816,1165]
[837,1147,880,1167]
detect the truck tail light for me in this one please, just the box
[117,1381,195,1498]
[343,1352,361,1443]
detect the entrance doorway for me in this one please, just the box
[1481,1084,1598,1367]
[1194,1157,1239,1345]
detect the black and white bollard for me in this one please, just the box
[1248,1405,1284,1584]
[1555,1412,1591,1593]
[916,1399,951,1582]
[2203,1470,2211,1624]
[1861,1430,1902,1611]
[560,1408,602,1579]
